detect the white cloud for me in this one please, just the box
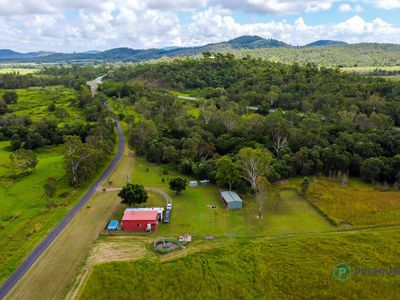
[339,3,353,12]
[0,0,114,15]
[213,0,334,15]
[147,0,209,11]
[0,1,399,52]
[355,4,364,12]
[364,0,400,9]
[0,0,338,16]
[185,10,400,46]
[339,3,364,12]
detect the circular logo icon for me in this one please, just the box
[333,263,352,282]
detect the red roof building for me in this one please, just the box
[121,210,159,232]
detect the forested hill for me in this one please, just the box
[110,53,400,113]
[103,55,400,185]
[0,36,400,67]
[229,43,400,67]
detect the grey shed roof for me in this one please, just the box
[221,191,242,203]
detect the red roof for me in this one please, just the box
[122,211,158,221]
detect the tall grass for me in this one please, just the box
[290,178,400,228]
[79,228,400,299]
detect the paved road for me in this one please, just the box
[0,76,124,300]
[87,75,106,95]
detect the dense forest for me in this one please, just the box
[102,54,400,188]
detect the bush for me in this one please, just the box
[169,177,187,194]
[2,91,18,104]
[118,183,148,206]
[44,177,57,198]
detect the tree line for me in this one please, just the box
[0,65,108,90]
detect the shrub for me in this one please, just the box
[169,177,187,194]
[44,177,57,198]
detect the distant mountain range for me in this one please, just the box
[0,49,55,59]
[0,36,394,63]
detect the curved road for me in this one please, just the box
[0,76,124,300]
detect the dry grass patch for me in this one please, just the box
[90,237,149,264]
[298,178,400,228]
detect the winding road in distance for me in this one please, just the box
[0,76,124,300]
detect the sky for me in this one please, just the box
[0,0,400,52]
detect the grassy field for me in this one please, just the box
[79,228,400,299]
[0,141,90,283]
[0,86,110,284]
[385,75,400,82]
[341,66,400,82]
[4,143,131,300]
[1,86,83,122]
[0,68,39,74]
[288,178,400,228]
[73,151,400,299]
[341,66,400,73]
[120,156,334,237]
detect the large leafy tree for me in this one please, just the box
[238,147,273,192]
[2,91,18,104]
[9,149,38,178]
[360,157,384,183]
[129,120,157,154]
[63,135,99,185]
[215,156,239,190]
[169,177,187,194]
[118,183,148,206]
[265,111,289,158]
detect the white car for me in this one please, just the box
[166,203,172,210]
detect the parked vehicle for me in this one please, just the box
[167,203,172,210]
[164,209,171,223]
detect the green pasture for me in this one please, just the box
[385,75,400,82]
[341,66,400,73]
[286,177,400,228]
[0,141,92,283]
[79,228,400,299]
[0,68,39,75]
[0,86,82,122]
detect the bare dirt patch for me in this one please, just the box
[89,237,149,264]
